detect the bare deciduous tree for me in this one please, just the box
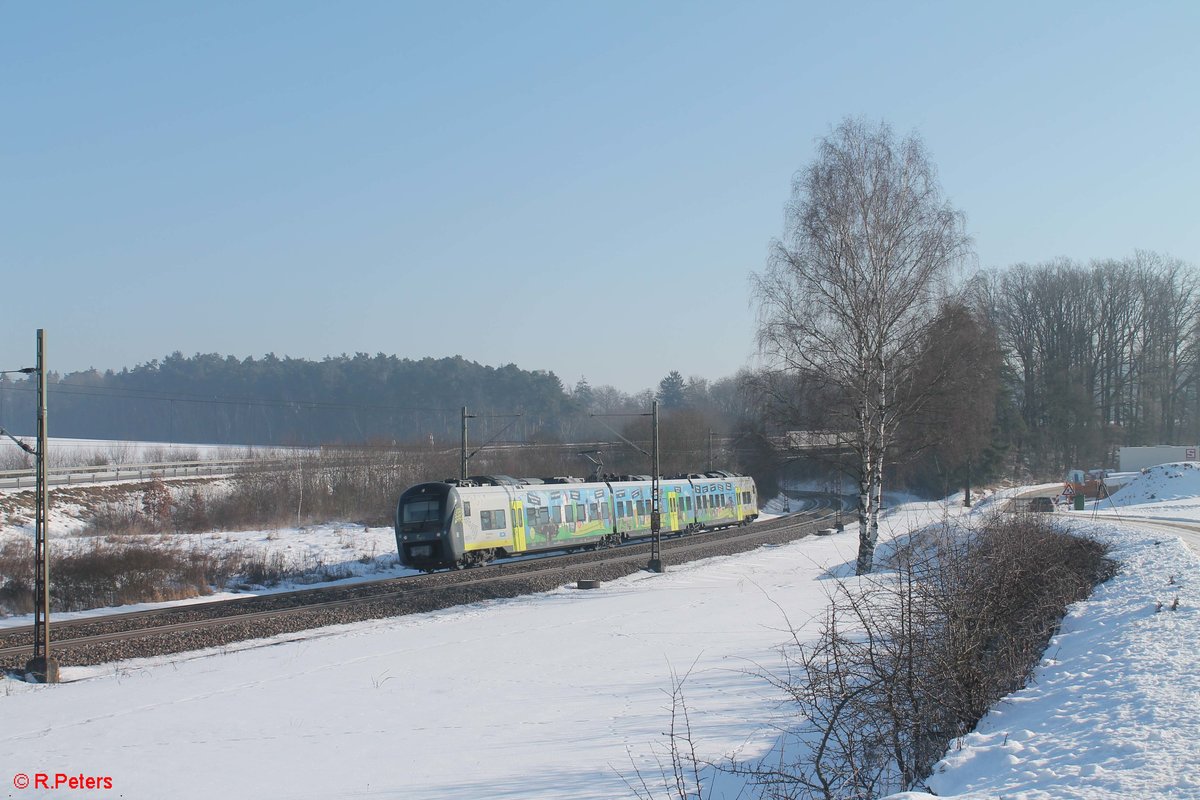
[974,252,1199,473]
[755,118,971,573]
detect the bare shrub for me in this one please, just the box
[0,540,35,615]
[625,663,718,800]
[143,446,201,463]
[751,517,1115,798]
[81,500,157,537]
[0,539,239,615]
[83,450,112,467]
[141,478,173,522]
[173,487,212,533]
[233,550,291,588]
[51,543,212,610]
[0,448,33,471]
[647,516,1114,800]
[199,448,424,530]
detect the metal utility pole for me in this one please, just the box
[834,471,844,530]
[460,406,469,481]
[648,400,663,573]
[963,457,972,507]
[588,401,665,573]
[459,408,519,481]
[27,329,57,683]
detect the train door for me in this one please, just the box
[666,489,679,532]
[735,485,743,522]
[511,499,526,553]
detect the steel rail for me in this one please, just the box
[0,509,836,666]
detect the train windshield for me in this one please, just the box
[400,497,444,533]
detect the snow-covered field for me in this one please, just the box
[0,521,412,630]
[1,467,1198,799]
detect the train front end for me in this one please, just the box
[395,482,463,570]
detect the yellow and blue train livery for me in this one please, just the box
[395,472,758,571]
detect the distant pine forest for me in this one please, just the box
[0,352,594,448]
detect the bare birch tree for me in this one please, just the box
[755,118,971,574]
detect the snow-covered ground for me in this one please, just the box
[1,468,1198,799]
[902,520,1199,800]
[0,522,413,630]
[0,473,415,625]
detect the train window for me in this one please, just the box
[402,498,441,524]
[463,502,472,517]
[479,509,506,530]
[565,505,575,523]
[602,503,611,520]
[589,502,599,521]
[635,500,645,516]
[551,506,562,524]
[685,496,692,511]
[577,504,586,521]
[537,508,550,524]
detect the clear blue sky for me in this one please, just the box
[2,1,1196,394]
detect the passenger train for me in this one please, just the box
[395,472,758,571]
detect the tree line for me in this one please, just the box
[0,352,576,447]
[752,116,1196,573]
[0,351,759,476]
[972,252,1199,473]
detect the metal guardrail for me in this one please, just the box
[0,459,261,490]
[0,453,420,490]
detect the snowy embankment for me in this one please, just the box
[897,464,1200,799]
[1092,461,1200,518]
[896,520,1199,799]
[0,474,1197,799]
[0,518,413,628]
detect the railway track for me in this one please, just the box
[1,505,841,672]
